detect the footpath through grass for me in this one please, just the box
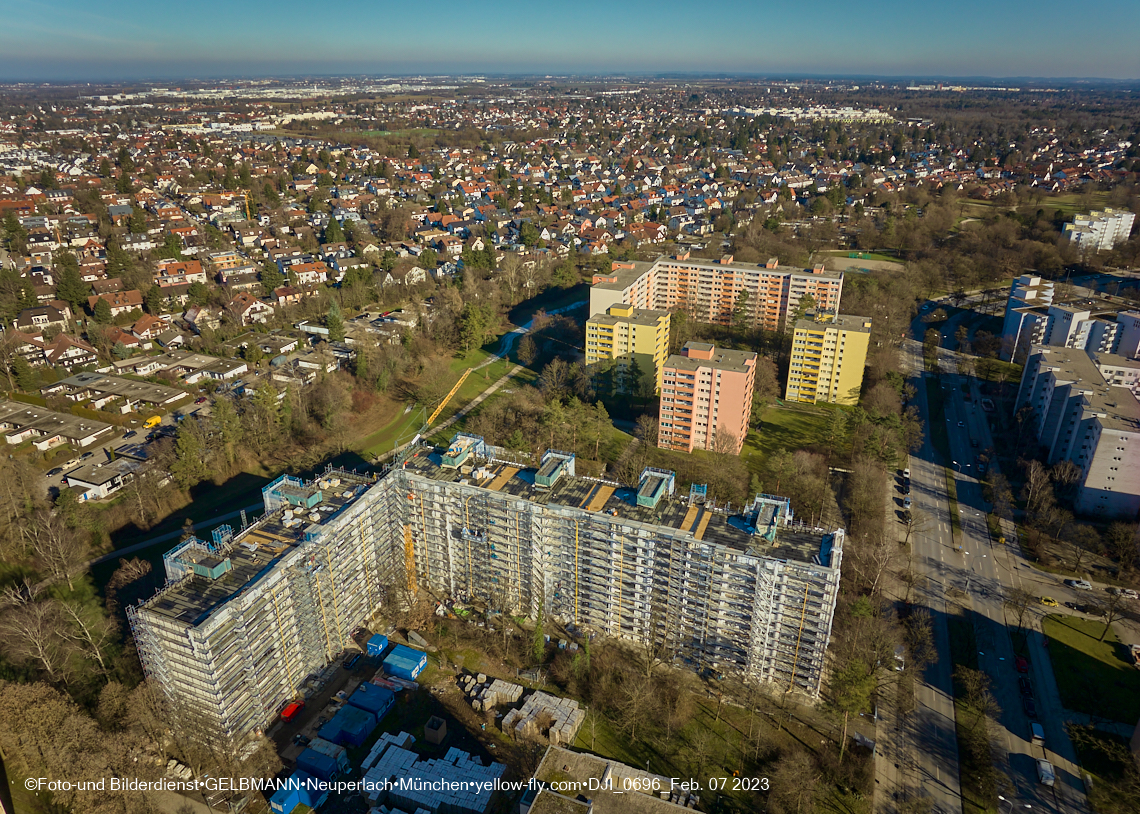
[1041,614,1140,724]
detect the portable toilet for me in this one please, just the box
[296,747,339,782]
[348,682,395,719]
[366,633,389,657]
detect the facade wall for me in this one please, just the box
[659,348,755,454]
[584,306,670,394]
[785,316,871,405]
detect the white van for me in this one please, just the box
[1037,759,1055,786]
[1030,723,1045,746]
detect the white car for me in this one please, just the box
[903,497,912,509]
[1065,579,1093,591]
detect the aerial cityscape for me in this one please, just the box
[0,12,1138,814]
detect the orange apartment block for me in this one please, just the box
[590,251,843,332]
[658,342,756,455]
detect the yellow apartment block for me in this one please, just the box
[785,311,872,405]
[585,304,671,394]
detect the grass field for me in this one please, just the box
[359,128,441,137]
[742,402,837,476]
[820,249,904,264]
[1041,614,1140,724]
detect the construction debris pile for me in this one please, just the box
[500,690,584,746]
[460,674,523,712]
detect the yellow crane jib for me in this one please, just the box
[426,369,472,426]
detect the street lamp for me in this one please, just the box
[998,795,1031,813]
[952,460,961,473]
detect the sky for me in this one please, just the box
[1,0,1138,82]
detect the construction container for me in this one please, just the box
[296,747,340,782]
[366,633,388,656]
[319,704,377,748]
[383,644,427,680]
[308,737,350,773]
[268,771,327,814]
[348,682,395,719]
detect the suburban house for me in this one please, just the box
[88,290,144,317]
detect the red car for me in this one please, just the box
[1015,656,1029,674]
[195,396,207,404]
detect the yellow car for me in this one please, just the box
[1040,596,1058,607]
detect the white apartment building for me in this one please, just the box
[1063,208,1136,253]
[1016,347,1140,519]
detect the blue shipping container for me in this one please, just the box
[348,682,395,718]
[383,644,427,680]
[319,704,377,748]
[366,633,388,656]
[296,748,339,782]
[269,771,327,814]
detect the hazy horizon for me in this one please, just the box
[2,0,1138,83]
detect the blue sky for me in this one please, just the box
[2,0,1138,81]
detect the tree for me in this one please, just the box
[92,297,113,324]
[145,284,163,314]
[260,261,284,293]
[902,507,932,546]
[326,301,346,343]
[830,658,874,763]
[1106,522,1140,575]
[170,420,212,489]
[54,253,88,312]
[517,334,537,366]
[324,217,345,244]
[1003,588,1036,632]
[186,281,209,306]
[1092,591,1131,642]
[458,302,494,355]
[22,509,88,592]
[418,248,438,269]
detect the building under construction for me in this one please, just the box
[131,438,844,736]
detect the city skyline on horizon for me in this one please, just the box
[2,0,1138,83]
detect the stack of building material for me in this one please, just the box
[460,675,523,711]
[500,690,585,746]
[361,730,415,772]
[363,732,505,813]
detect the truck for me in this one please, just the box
[143,415,162,429]
[1030,722,1045,746]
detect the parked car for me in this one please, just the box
[1065,579,1093,591]
[47,467,64,477]
[1015,656,1029,674]
[957,420,965,427]
[1106,587,1138,600]
[971,438,979,448]
[195,396,208,405]
[292,734,311,747]
[80,451,94,460]
[342,652,362,670]
[1023,697,1037,718]
[123,430,136,439]
[1064,601,1078,610]
[1040,596,1058,607]
[903,468,910,479]
[1018,676,1033,697]
[903,497,912,509]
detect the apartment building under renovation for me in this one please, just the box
[131,439,845,736]
[589,251,845,332]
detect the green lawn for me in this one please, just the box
[1041,614,1140,724]
[947,612,999,814]
[742,402,837,476]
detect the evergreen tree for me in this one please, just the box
[54,256,89,313]
[260,262,284,293]
[93,298,113,324]
[326,301,345,342]
[12,355,37,391]
[145,285,163,314]
[186,281,209,306]
[324,217,345,244]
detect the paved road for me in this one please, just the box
[900,313,1091,814]
[875,336,963,814]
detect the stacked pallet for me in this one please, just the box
[500,690,584,745]
[459,674,523,712]
[363,734,505,813]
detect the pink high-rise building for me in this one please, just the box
[658,342,756,454]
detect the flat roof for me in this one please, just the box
[139,470,375,627]
[1031,347,1140,434]
[46,372,186,405]
[795,312,872,333]
[664,346,756,374]
[0,399,115,442]
[587,308,669,327]
[66,457,140,487]
[591,255,843,293]
[534,746,692,814]
[403,451,830,563]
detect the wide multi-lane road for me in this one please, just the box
[882,319,1090,814]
